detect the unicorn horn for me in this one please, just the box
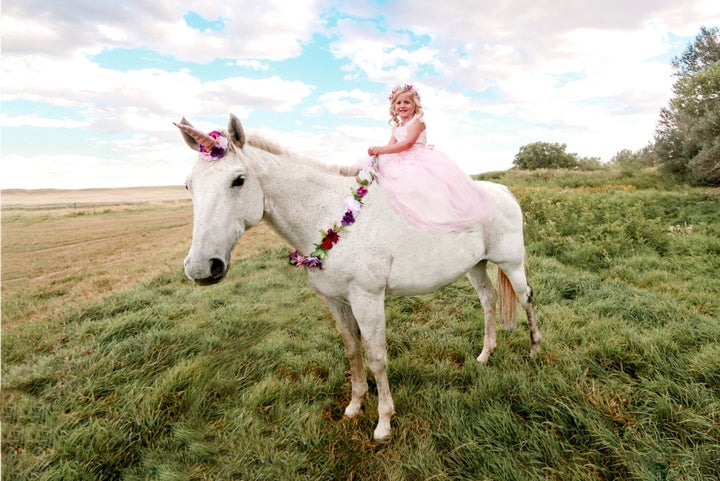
[174,121,218,151]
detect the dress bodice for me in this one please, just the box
[392,115,426,147]
[374,113,487,232]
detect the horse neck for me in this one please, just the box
[247,148,349,253]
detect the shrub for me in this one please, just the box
[512,141,579,169]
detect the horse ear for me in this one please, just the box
[228,114,246,148]
[176,117,200,151]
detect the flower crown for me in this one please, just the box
[388,83,420,101]
[199,131,229,161]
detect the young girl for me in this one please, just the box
[365,84,488,232]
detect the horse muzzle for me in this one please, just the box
[184,255,228,285]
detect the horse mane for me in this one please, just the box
[246,134,287,156]
[245,132,359,178]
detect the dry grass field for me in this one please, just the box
[1,186,284,329]
[2,186,190,207]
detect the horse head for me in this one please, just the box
[178,114,264,285]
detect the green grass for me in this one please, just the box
[3,169,719,480]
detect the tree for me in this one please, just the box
[512,141,579,170]
[654,26,720,186]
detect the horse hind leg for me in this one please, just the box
[466,261,498,364]
[498,262,542,358]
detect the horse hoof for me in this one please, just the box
[476,352,491,364]
[344,401,362,418]
[373,424,391,442]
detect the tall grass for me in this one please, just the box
[3,169,719,480]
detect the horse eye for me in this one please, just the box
[231,175,245,188]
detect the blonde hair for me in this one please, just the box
[387,84,424,126]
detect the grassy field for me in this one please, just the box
[2,170,719,480]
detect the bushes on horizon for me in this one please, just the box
[512,141,605,171]
[610,146,658,177]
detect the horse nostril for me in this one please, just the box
[210,258,225,278]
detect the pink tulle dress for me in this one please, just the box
[369,115,488,232]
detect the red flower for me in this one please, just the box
[320,229,340,250]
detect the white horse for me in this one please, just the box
[178,114,541,441]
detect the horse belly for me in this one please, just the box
[385,236,483,296]
[386,271,466,296]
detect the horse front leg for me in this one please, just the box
[349,291,394,441]
[325,298,368,418]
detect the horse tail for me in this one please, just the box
[498,268,517,332]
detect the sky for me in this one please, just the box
[2,0,719,190]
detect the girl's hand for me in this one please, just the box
[368,146,383,156]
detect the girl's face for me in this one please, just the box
[393,92,416,121]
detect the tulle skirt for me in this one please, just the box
[367,146,488,232]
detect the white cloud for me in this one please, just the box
[322,1,717,166]
[1,52,314,132]
[2,0,719,188]
[1,145,194,190]
[1,0,327,62]
[329,18,442,83]
[313,89,383,118]
[0,114,88,129]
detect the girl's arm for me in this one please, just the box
[368,122,425,155]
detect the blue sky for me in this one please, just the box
[2,0,719,189]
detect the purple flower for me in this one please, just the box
[357,186,368,197]
[341,210,356,226]
[303,257,323,268]
[209,146,226,159]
